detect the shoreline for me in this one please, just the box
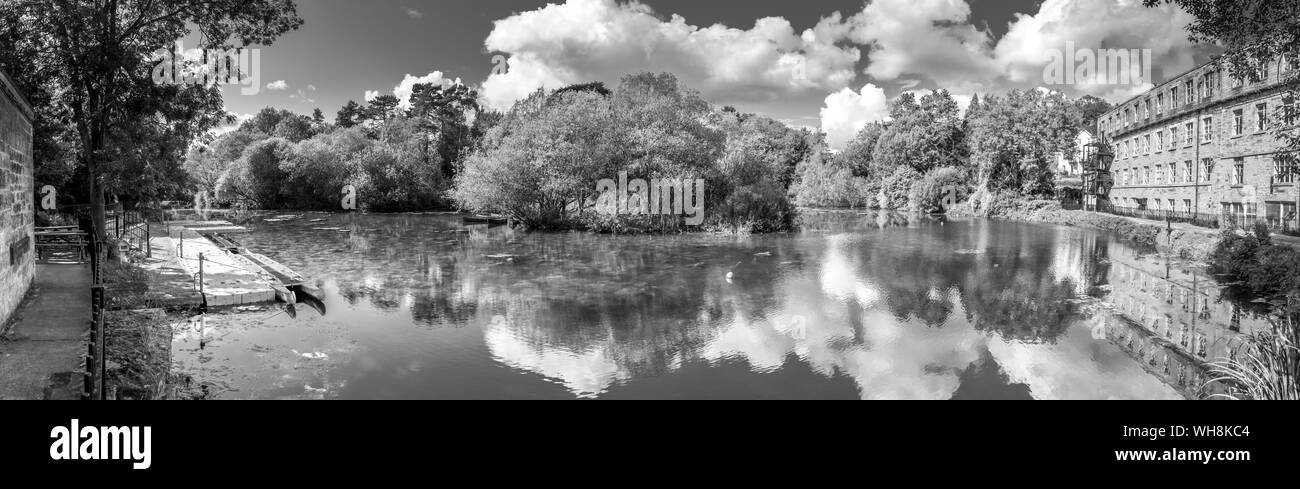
[947,201,1222,263]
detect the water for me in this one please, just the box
[170,210,1268,399]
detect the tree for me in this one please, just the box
[408,82,479,177]
[336,100,363,128]
[363,95,401,122]
[968,89,1081,196]
[0,0,302,241]
[872,90,968,176]
[1073,95,1112,128]
[836,122,885,178]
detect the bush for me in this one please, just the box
[909,167,967,213]
[1210,223,1300,303]
[880,166,921,210]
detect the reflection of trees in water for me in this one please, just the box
[844,222,1084,342]
[472,236,805,384]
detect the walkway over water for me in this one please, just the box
[0,264,90,399]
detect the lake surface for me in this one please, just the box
[170,210,1266,399]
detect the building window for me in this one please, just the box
[1184,122,1194,145]
[1171,87,1179,108]
[1184,160,1193,183]
[1145,100,1152,119]
[1169,126,1178,150]
[1277,159,1296,184]
[1202,117,1213,142]
[1184,199,1192,213]
[1156,131,1164,151]
[1232,108,1244,136]
[1186,81,1194,104]
[1202,158,1214,182]
[1145,134,1151,154]
[1156,164,1164,184]
[1233,158,1245,185]
[1157,93,1164,113]
[1256,103,1268,132]
[1144,167,1152,185]
[1285,95,1296,126]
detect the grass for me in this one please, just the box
[1206,311,1300,400]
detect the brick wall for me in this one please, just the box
[0,70,35,326]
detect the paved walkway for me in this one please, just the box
[0,264,91,400]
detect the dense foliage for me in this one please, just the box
[453,73,807,232]
[794,88,1090,214]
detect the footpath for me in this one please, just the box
[0,264,91,399]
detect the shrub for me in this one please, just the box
[880,166,921,210]
[909,167,967,213]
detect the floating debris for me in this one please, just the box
[291,349,328,360]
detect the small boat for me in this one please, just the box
[462,215,509,225]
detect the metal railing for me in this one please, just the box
[1096,202,1300,237]
[85,223,107,400]
[1097,202,1223,229]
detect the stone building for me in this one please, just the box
[0,69,34,325]
[1097,57,1298,228]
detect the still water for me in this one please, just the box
[171,210,1264,399]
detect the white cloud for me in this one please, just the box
[363,72,464,109]
[839,0,1000,92]
[820,84,889,150]
[479,0,861,111]
[405,8,424,19]
[994,0,1198,98]
[266,80,289,91]
[209,111,254,137]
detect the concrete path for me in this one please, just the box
[0,264,91,400]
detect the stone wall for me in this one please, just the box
[0,69,35,326]
[1101,57,1299,223]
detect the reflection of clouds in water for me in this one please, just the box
[484,318,626,397]
[985,324,1182,400]
[479,223,1181,400]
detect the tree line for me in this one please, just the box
[793,89,1110,215]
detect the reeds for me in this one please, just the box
[1205,310,1300,400]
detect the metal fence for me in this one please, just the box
[1095,202,1300,237]
[85,223,107,400]
[1096,202,1223,229]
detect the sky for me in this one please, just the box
[213,0,1220,148]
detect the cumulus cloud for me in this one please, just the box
[820,84,889,150]
[840,0,1000,92]
[266,80,289,91]
[479,0,861,111]
[994,0,1198,96]
[364,72,465,109]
